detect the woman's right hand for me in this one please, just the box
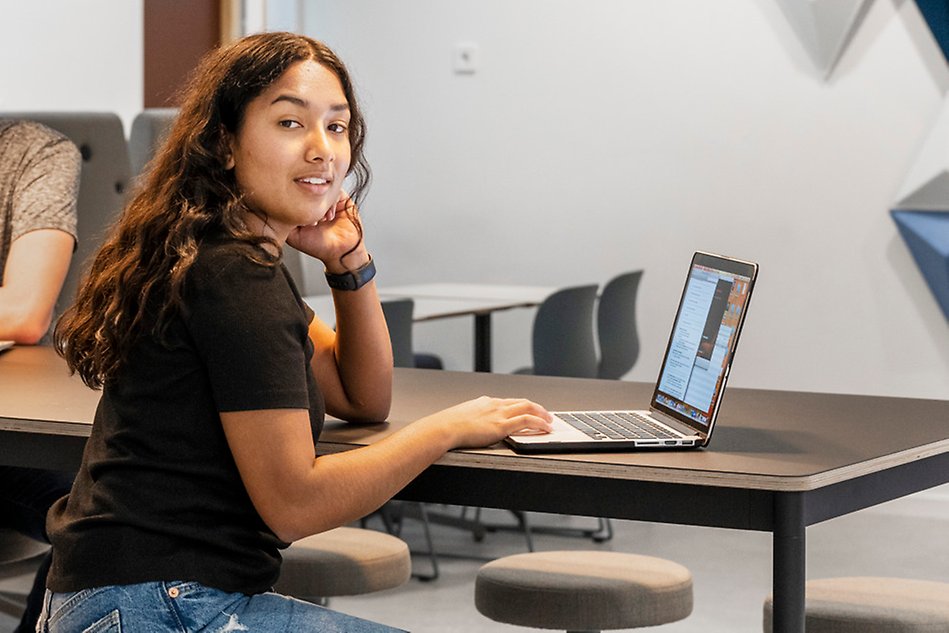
[415,396,553,450]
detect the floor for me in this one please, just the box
[2,486,947,632]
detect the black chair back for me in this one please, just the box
[597,270,643,379]
[530,284,599,378]
[382,299,415,368]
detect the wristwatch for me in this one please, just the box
[324,257,376,291]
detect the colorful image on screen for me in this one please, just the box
[655,263,752,426]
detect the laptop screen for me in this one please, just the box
[652,252,757,432]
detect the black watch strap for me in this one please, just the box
[324,257,376,291]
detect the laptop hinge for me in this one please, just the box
[650,409,700,437]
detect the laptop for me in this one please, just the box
[0,340,13,353]
[505,251,758,453]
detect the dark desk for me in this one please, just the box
[2,346,948,633]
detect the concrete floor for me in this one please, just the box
[2,485,948,632]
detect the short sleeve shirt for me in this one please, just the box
[0,120,80,285]
[47,239,324,595]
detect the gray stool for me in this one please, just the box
[475,550,693,632]
[763,577,949,633]
[275,527,411,601]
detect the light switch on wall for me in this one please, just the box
[453,42,479,74]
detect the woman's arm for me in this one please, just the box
[288,194,393,422]
[221,397,552,543]
[307,265,393,422]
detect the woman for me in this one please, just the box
[43,32,552,632]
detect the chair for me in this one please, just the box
[128,107,177,177]
[515,284,599,378]
[475,550,693,632]
[275,527,411,604]
[381,299,414,368]
[763,577,949,632]
[3,112,132,322]
[597,270,643,380]
[0,529,49,618]
[509,284,608,544]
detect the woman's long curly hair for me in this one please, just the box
[55,32,370,388]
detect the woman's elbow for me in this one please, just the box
[346,397,391,424]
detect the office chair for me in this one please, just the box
[381,299,415,368]
[128,107,177,177]
[515,284,599,378]
[597,270,643,379]
[484,284,611,545]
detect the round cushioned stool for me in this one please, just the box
[275,527,411,601]
[475,551,693,632]
[763,577,949,633]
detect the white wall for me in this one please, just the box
[303,0,949,400]
[0,0,944,400]
[0,0,143,132]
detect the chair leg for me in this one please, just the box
[414,504,440,581]
[379,501,440,581]
[473,510,611,545]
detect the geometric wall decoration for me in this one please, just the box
[891,210,949,319]
[914,0,949,64]
[895,99,949,211]
[775,0,874,78]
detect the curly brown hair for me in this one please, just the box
[55,32,370,388]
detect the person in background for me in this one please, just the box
[0,119,81,633]
[43,32,552,632]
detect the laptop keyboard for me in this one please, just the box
[558,411,679,441]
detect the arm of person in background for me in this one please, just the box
[0,229,75,343]
[0,121,80,344]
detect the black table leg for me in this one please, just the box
[474,314,491,372]
[773,492,805,633]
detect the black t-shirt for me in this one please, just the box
[47,239,324,595]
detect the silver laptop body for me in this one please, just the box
[506,251,758,453]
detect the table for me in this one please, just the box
[307,283,556,372]
[2,346,948,633]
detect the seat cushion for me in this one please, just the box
[764,577,949,633]
[274,527,411,598]
[475,550,693,630]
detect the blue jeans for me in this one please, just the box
[38,582,406,632]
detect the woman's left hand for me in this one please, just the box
[286,192,368,272]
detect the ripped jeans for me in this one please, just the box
[37,581,406,632]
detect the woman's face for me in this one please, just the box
[226,59,352,242]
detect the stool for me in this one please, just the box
[274,527,411,601]
[475,550,693,632]
[763,577,949,633]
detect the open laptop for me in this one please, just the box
[0,340,13,353]
[505,251,758,453]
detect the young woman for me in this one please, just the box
[43,32,551,632]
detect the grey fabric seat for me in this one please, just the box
[275,527,411,600]
[475,550,693,632]
[763,577,949,633]
[0,529,49,617]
